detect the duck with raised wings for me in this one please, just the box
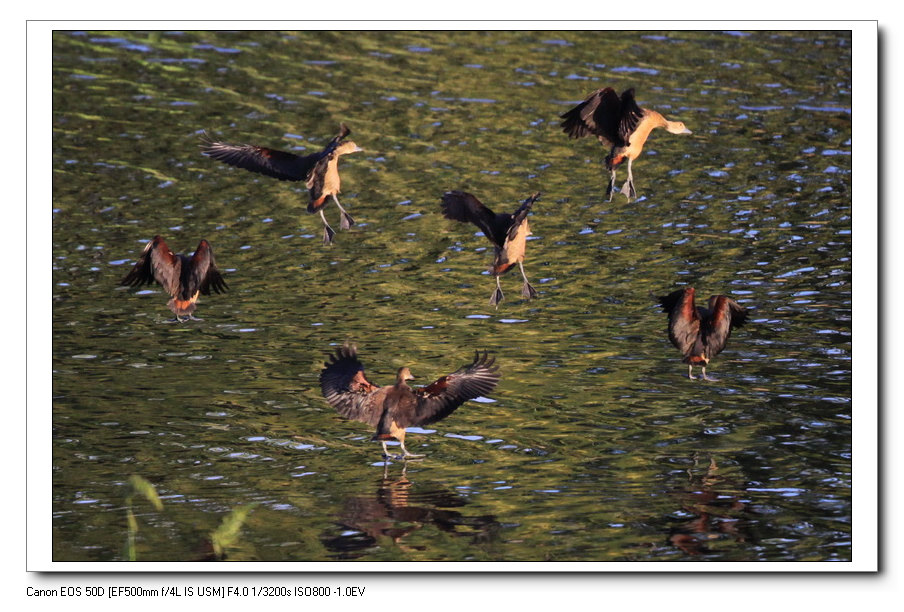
[319,344,500,459]
[561,87,691,201]
[201,123,362,245]
[440,190,541,307]
[658,287,748,380]
[120,235,228,322]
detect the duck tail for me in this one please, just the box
[308,195,328,213]
[489,261,516,276]
[605,151,625,171]
[167,298,197,316]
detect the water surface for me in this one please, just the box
[52,29,852,563]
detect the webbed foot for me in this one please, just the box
[340,211,355,230]
[489,286,504,308]
[322,224,336,246]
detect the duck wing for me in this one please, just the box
[320,344,385,426]
[616,88,644,146]
[702,295,747,356]
[120,235,181,298]
[440,191,507,248]
[560,86,622,146]
[188,240,228,298]
[201,133,322,182]
[505,192,540,243]
[658,288,701,355]
[411,351,500,427]
[306,124,354,202]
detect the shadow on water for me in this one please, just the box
[52,30,851,562]
[320,464,501,561]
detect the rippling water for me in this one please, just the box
[51,29,851,562]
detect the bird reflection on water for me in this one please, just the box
[664,456,752,558]
[321,464,500,559]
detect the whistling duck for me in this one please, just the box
[201,123,363,245]
[561,87,691,201]
[440,190,541,307]
[120,236,228,322]
[319,343,500,460]
[658,287,748,380]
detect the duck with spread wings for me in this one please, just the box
[561,87,691,201]
[440,190,540,307]
[319,344,500,460]
[120,235,228,322]
[201,123,363,245]
[657,287,748,380]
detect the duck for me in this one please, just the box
[657,287,748,380]
[561,87,691,201]
[440,190,541,307]
[201,123,363,245]
[319,343,500,460]
[120,236,228,322]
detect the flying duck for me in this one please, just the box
[201,123,363,245]
[120,235,228,322]
[440,190,541,307]
[561,87,691,201]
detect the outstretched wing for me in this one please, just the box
[412,351,500,427]
[615,88,644,146]
[560,87,622,145]
[505,192,540,243]
[440,191,506,248]
[120,236,181,297]
[187,240,228,298]
[200,132,321,182]
[702,295,747,357]
[658,288,701,355]
[319,343,384,426]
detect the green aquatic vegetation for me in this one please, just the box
[123,475,163,561]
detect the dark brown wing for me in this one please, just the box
[200,132,322,182]
[702,295,747,357]
[440,191,507,248]
[615,88,644,146]
[505,192,540,243]
[658,288,701,356]
[412,351,500,427]
[560,87,622,146]
[332,122,351,144]
[187,240,228,298]
[120,236,181,297]
[320,344,384,426]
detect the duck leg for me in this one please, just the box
[489,276,504,308]
[519,261,538,299]
[399,440,423,460]
[687,364,695,380]
[605,168,617,201]
[700,366,716,382]
[319,209,336,245]
[621,158,637,201]
[331,194,356,230]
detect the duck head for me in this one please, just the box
[336,141,364,155]
[665,120,692,135]
[396,367,416,384]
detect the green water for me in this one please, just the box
[52,30,852,562]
